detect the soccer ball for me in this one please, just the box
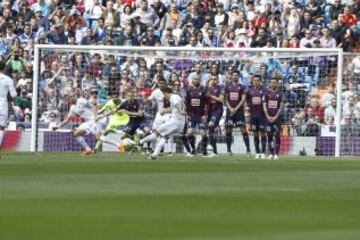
[122,138,134,151]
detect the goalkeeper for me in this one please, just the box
[93,97,130,152]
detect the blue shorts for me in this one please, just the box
[208,111,222,126]
[251,117,266,132]
[187,118,207,130]
[225,110,245,128]
[124,119,144,135]
[265,118,282,134]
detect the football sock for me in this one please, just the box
[139,132,157,145]
[182,135,191,153]
[275,134,281,155]
[201,135,208,155]
[188,135,195,152]
[254,135,260,154]
[226,132,232,152]
[167,137,174,153]
[153,137,166,156]
[243,133,250,152]
[268,136,274,155]
[261,136,267,153]
[76,136,91,151]
[0,130,4,148]
[209,129,217,154]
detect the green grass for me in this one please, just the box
[1,152,360,240]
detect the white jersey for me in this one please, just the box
[149,88,165,113]
[169,94,185,123]
[0,73,17,127]
[0,73,17,105]
[68,98,95,122]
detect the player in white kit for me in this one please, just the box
[149,77,170,130]
[53,90,100,155]
[140,87,186,159]
[146,76,173,154]
[0,60,17,155]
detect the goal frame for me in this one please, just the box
[31,45,344,157]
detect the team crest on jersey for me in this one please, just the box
[252,97,262,105]
[191,99,200,106]
[268,100,278,109]
[230,92,239,100]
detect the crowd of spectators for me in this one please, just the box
[0,0,360,137]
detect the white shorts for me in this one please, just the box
[77,121,99,134]
[152,112,171,130]
[0,112,8,127]
[157,119,184,137]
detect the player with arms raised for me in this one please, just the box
[0,60,17,156]
[224,70,250,156]
[205,75,224,157]
[53,90,99,155]
[139,87,186,159]
[245,75,267,159]
[262,77,284,160]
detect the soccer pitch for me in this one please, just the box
[0,153,360,240]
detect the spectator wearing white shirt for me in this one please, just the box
[322,83,336,108]
[320,27,336,48]
[324,98,337,125]
[188,62,209,87]
[343,95,357,120]
[300,28,317,48]
[342,81,358,104]
[349,56,360,86]
[120,5,134,29]
[214,3,228,28]
[349,56,360,75]
[134,0,160,28]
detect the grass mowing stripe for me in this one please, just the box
[0,152,359,240]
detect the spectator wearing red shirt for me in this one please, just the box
[342,6,357,27]
[66,9,86,32]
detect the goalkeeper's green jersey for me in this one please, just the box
[99,98,128,118]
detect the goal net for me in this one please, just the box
[30,45,349,157]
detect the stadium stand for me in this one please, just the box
[0,0,359,144]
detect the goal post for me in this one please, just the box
[31,45,345,157]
